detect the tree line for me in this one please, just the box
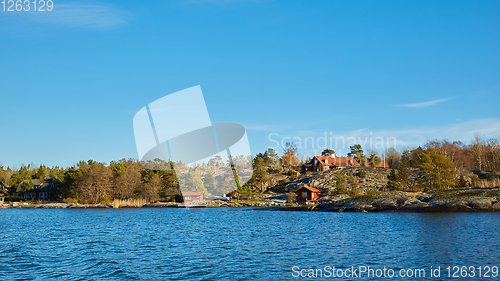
[1,135,499,202]
[0,159,180,204]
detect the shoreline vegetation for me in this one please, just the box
[3,187,500,212]
[2,136,500,213]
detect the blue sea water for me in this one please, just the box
[0,208,499,280]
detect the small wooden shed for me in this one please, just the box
[297,186,322,202]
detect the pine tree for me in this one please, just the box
[348,144,366,164]
[34,166,45,179]
[386,168,400,191]
[415,147,456,191]
[334,171,346,194]
[252,157,268,192]
[398,150,410,190]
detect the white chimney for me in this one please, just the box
[331,153,336,158]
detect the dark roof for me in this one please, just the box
[16,179,54,193]
[313,156,361,167]
[298,186,322,193]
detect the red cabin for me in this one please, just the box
[183,191,205,204]
[297,186,322,202]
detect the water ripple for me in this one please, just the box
[1,209,500,280]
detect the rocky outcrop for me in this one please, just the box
[308,188,500,212]
[270,167,423,194]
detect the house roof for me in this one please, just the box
[363,162,390,168]
[16,179,54,193]
[298,186,322,193]
[183,191,204,196]
[313,156,360,167]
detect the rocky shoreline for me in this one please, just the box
[261,188,500,212]
[3,188,500,212]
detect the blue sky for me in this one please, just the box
[1,0,500,168]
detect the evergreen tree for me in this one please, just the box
[321,149,336,156]
[203,172,216,194]
[21,179,33,192]
[398,150,410,190]
[348,144,366,165]
[184,170,207,195]
[334,171,346,194]
[415,147,456,191]
[34,165,45,179]
[252,157,268,192]
[368,153,381,166]
[386,168,399,191]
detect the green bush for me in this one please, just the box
[457,175,467,187]
[170,193,184,202]
[358,170,367,178]
[336,186,347,194]
[278,178,291,186]
[3,196,23,202]
[470,175,481,187]
[101,194,110,204]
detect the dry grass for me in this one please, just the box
[473,179,500,189]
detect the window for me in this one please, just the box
[302,192,308,198]
[185,196,191,200]
[40,192,47,198]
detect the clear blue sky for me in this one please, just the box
[1,0,500,168]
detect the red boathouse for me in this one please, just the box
[297,186,322,202]
[183,191,205,203]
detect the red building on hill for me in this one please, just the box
[301,155,360,174]
[297,186,322,202]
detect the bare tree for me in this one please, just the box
[76,162,113,204]
[385,148,401,169]
[114,165,142,199]
[472,133,485,170]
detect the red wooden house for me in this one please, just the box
[183,191,205,203]
[14,179,54,201]
[297,186,322,202]
[301,155,360,174]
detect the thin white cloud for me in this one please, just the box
[398,97,455,108]
[8,2,130,28]
[265,118,500,156]
[333,118,500,149]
